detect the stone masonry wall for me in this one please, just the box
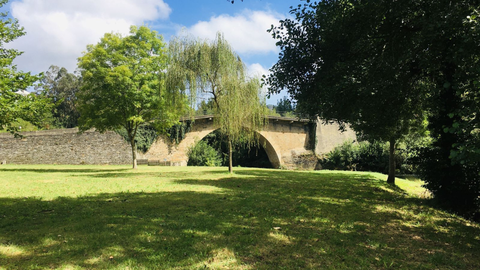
[0,128,132,165]
[315,121,357,155]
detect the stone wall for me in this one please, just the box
[0,128,132,165]
[315,121,357,155]
[0,118,357,167]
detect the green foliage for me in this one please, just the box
[416,147,480,220]
[275,96,295,117]
[411,2,480,219]
[195,99,215,116]
[194,130,272,168]
[321,140,428,175]
[187,140,222,166]
[268,0,480,210]
[266,107,281,117]
[36,65,81,128]
[266,0,429,184]
[0,118,40,133]
[0,0,53,136]
[116,124,158,153]
[168,33,267,172]
[321,141,387,173]
[77,25,188,168]
[166,121,192,144]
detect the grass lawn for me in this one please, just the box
[0,165,478,269]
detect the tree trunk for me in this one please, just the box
[130,138,137,169]
[228,139,233,173]
[387,137,396,185]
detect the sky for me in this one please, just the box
[2,0,301,104]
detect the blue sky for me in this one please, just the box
[3,0,301,104]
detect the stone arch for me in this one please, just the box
[180,127,282,168]
[256,132,282,168]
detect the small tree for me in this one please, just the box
[0,0,53,136]
[77,26,187,169]
[168,33,267,173]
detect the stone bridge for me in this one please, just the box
[141,115,356,169]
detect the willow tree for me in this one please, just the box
[168,33,267,173]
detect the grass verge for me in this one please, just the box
[0,165,478,269]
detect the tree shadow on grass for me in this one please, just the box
[79,168,233,179]
[0,167,131,174]
[0,170,479,269]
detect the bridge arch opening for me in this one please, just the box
[186,129,281,168]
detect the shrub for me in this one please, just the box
[416,146,480,221]
[187,140,222,167]
[320,140,417,174]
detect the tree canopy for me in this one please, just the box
[275,96,295,117]
[0,0,53,136]
[36,65,81,128]
[267,0,480,218]
[168,33,267,173]
[77,25,188,169]
[266,0,428,184]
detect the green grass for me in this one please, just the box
[0,165,478,269]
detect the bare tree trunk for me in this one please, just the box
[387,137,396,185]
[130,138,137,170]
[228,139,233,173]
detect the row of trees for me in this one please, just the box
[1,0,266,173]
[266,0,480,219]
[76,29,266,171]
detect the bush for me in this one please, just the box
[187,140,222,167]
[320,140,417,174]
[416,146,480,221]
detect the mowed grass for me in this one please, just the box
[0,165,479,269]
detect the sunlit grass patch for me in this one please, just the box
[0,165,478,269]
[0,244,29,257]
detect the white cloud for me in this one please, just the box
[8,0,171,73]
[187,9,282,55]
[247,63,271,99]
[247,62,289,105]
[248,63,269,78]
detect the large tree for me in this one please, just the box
[168,33,267,173]
[37,65,81,128]
[410,0,480,219]
[268,0,480,217]
[0,0,53,136]
[77,26,187,169]
[266,0,427,184]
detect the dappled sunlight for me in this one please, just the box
[1,166,479,269]
[303,196,352,205]
[268,231,293,245]
[373,204,468,234]
[0,244,29,257]
[57,264,83,270]
[195,248,250,270]
[84,256,102,265]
